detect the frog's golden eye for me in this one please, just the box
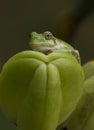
[44,31,53,40]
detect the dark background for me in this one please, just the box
[0,0,94,130]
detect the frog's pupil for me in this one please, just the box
[45,33,52,40]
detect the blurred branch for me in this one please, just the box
[56,0,94,43]
[76,0,94,22]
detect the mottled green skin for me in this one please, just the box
[0,32,84,130]
[29,31,74,53]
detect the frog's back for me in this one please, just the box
[55,38,74,51]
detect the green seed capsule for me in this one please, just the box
[0,51,84,130]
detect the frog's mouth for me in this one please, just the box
[30,43,55,54]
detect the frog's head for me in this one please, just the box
[29,31,57,54]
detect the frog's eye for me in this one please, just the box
[44,31,53,40]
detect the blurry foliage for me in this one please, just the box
[0,0,94,130]
[56,0,94,41]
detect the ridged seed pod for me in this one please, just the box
[0,51,84,130]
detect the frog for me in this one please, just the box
[29,31,80,63]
